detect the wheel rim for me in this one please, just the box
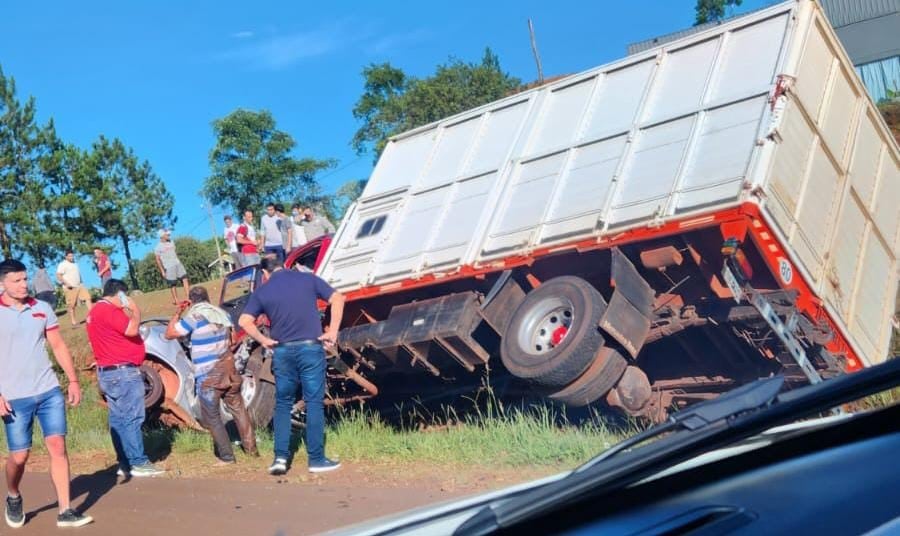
[517,296,575,355]
[241,375,257,408]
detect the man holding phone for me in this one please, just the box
[85,279,164,478]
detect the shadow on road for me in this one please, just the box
[26,464,122,519]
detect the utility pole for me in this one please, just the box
[203,200,225,277]
[528,19,544,85]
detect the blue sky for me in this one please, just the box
[2,0,771,286]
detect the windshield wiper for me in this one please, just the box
[576,375,784,473]
[456,358,900,536]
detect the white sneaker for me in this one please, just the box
[268,458,288,475]
[130,463,165,477]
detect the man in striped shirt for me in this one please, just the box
[165,286,257,463]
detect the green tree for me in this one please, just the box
[694,0,743,25]
[0,66,42,259]
[352,48,521,159]
[321,179,367,223]
[204,109,335,217]
[77,136,175,289]
[14,123,90,266]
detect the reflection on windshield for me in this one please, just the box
[221,267,255,304]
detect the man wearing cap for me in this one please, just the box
[154,229,190,305]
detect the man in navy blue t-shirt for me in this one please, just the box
[238,256,345,475]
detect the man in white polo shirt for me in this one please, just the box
[0,259,92,528]
[56,250,93,328]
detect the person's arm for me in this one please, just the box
[163,302,192,340]
[237,292,277,348]
[154,253,165,277]
[56,266,67,286]
[238,314,278,349]
[285,222,293,250]
[324,218,336,234]
[318,291,345,348]
[122,298,142,337]
[46,328,82,406]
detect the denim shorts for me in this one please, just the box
[2,387,67,452]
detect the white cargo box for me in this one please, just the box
[321,0,900,367]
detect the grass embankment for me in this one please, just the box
[2,280,630,476]
[1,386,632,475]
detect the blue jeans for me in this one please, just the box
[2,387,67,452]
[272,343,325,463]
[98,366,149,469]
[264,246,285,263]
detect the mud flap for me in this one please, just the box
[599,248,655,358]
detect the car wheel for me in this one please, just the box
[500,276,607,387]
[141,363,165,409]
[241,375,276,429]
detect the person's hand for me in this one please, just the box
[318,327,339,349]
[176,300,192,314]
[259,336,279,350]
[0,396,11,417]
[67,381,82,407]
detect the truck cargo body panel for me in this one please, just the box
[320,0,899,368]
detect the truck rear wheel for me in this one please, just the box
[500,276,607,387]
[549,346,628,407]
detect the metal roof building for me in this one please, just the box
[627,0,899,102]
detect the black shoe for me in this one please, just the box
[5,494,23,528]
[268,457,288,475]
[56,509,93,528]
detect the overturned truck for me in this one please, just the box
[231,0,900,423]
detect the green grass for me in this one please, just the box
[1,383,632,471]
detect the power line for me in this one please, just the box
[317,155,366,183]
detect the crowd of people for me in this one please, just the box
[0,203,342,528]
[223,205,335,269]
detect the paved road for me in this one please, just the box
[2,470,460,535]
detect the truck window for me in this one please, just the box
[356,215,387,239]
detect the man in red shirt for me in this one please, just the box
[93,248,112,286]
[236,209,260,266]
[86,279,164,478]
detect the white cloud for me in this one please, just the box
[231,30,254,39]
[218,24,351,70]
[366,28,431,55]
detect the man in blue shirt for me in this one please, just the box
[238,256,345,475]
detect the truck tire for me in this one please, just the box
[242,376,276,429]
[549,346,628,407]
[501,276,607,387]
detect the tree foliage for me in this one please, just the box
[352,48,521,158]
[76,136,175,289]
[694,0,743,25]
[135,236,219,292]
[204,109,335,217]
[1,64,176,286]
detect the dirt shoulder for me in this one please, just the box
[8,454,562,535]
